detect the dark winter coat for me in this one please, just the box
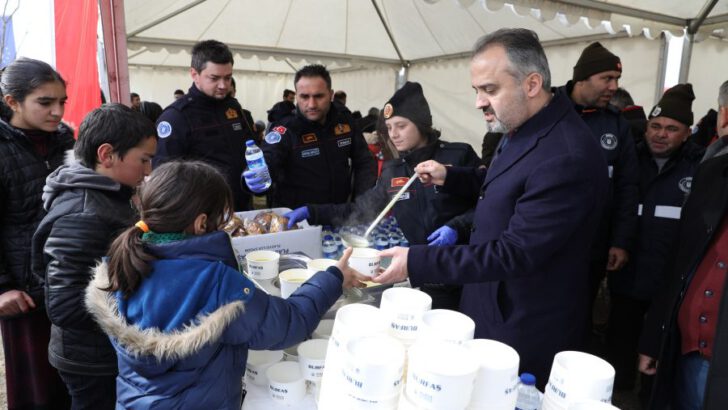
[154,84,257,211]
[609,141,704,300]
[405,91,608,386]
[0,119,74,308]
[639,152,728,410]
[261,103,377,209]
[31,163,136,375]
[556,82,640,258]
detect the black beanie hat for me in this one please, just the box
[649,83,695,126]
[573,42,622,82]
[382,81,432,129]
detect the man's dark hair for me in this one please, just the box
[283,89,295,98]
[191,40,234,73]
[74,103,156,168]
[130,92,139,100]
[174,89,184,95]
[294,64,331,89]
[610,88,635,110]
[472,28,551,90]
[139,101,164,123]
[334,90,347,101]
[231,77,236,89]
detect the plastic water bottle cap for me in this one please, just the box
[323,235,334,241]
[245,140,255,147]
[519,372,536,385]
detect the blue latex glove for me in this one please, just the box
[283,206,309,229]
[242,170,268,194]
[427,225,457,246]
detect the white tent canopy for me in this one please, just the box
[123,0,728,150]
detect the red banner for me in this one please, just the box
[54,0,101,136]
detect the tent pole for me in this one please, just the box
[395,66,408,90]
[99,0,130,105]
[370,0,407,67]
[654,32,669,104]
[678,0,718,84]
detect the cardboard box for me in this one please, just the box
[231,208,322,266]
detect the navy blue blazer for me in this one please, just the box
[407,91,609,385]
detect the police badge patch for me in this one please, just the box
[265,131,282,144]
[678,177,692,193]
[157,121,172,139]
[600,133,618,150]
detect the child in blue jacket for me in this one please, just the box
[85,160,362,409]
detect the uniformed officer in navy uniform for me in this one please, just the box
[555,42,640,326]
[244,64,376,209]
[606,84,703,396]
[285,81,481,309]
[154,40,256,211]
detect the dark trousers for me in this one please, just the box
[0,309,70,410]
[606,293,651,390]
[58,371,116,410]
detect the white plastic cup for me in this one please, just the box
[542,351,616,410]
[406,339,479,409]
[307,258,338,272]
[465,339,520,409]
[318,304,390,410]
[279,268,314,298]
[342,335,405,400]
[245,250,280,280]
[379,287,432,341]
[348,247,380,277]
[419,309,475,344]
[312,319,335,340]
[266,361,306,406]
[245,349,283,386]
[568,400,620,410]
[298,339,329,383]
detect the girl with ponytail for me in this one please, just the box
[0,57,73,408]
[86,160,364,408]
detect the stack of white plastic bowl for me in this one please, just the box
[405,339,479,410]
[317,303,389,410]
[465,339,521,410]
[379,287,432,345]
[542,351,616,410]
[341,335,406,409]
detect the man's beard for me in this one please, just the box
[484,107,511,133]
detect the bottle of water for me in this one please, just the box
[374,235,389,251]
[245,140,272,190]
[333,234,344,258]
[388,233,401,249]
[322,235,338,259]
[515,373,541,410]
[399,237,410,247]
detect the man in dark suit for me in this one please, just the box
[638,80,728,410]
[373,28,608,386]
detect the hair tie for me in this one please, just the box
[135,220,150,233]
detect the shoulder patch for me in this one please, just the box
[273,126,287,134]
[334,123,351,136]
[265,131,282,144]
[157,121,172,139]
[678,177,692,193]
[600,133,618,150]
